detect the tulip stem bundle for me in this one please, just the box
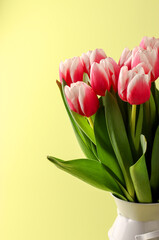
[48,36,159,203]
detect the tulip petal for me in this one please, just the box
[78,83,86,114]
[131,47,143,69]
[59,59,73,86]
[132,47,156,79]
[80,53,91,75]
[82,86,99,117]
[104,57,120,92]
[153,50,159,81]
[140,36,159,50]
[65,85,79,113]
[118,48,132,69]
[77,83,99,117]
[127,74,151,105]
[90,62,110,96]
[140,37,147,49]
[90,49,107,65]
[70,57,84,83]
[118,66,129,101]
[59,61,66,83]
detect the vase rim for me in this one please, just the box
[112,194,159,221]
[112,194,159,205]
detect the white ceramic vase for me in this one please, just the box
[108,196,159,240]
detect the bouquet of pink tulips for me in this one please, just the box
[48,37,159,203]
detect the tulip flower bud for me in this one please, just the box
[65,82,99,117]
[90,49,107,65]
[132,46,159,81]
[139,37,159,81]
[90,57,119,96]
[81,49,107,76]
[100,57,120,92]
[59,57,84,86]
[118,65,151,105]
[90,62,111,96]
[80,51,92,76]
[140,36,159,51]
[59,58,72,86]
[118,48,132,70]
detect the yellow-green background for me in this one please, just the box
[0,0,159,239]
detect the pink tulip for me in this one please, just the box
[131,46,159,81]
[140,36,159,51]
[81,49,107,76]
[100,57,120,92]
[90,49,107,65]
[90,62,111,96]
[59,57,84,86]
[118,65,151,105]
[139,37,159,81]
[118,48,132,69]
[90,57,119,96]
[64,82,99,117]
[80,51,92,76]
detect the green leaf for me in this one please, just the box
[140,134,147,153]
[104,91,134,198]
[90,142,98,159]
[143,94,157,144]
[58,80,97,160]
[116,94,128,128]
[114,180,134,202]
[149,92,156,129]
[151,81,159,119]
[94,106,125,185]
[130,135,152,203]
[83,73,90,84]
[71,111,96,145]
[156,88,159,119]
[47,156,125,199]
[134,104,143,154]
[150,125,159,199]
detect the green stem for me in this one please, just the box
[130,105,136,137]
[88,117,94,129]
[145,100,150,126]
